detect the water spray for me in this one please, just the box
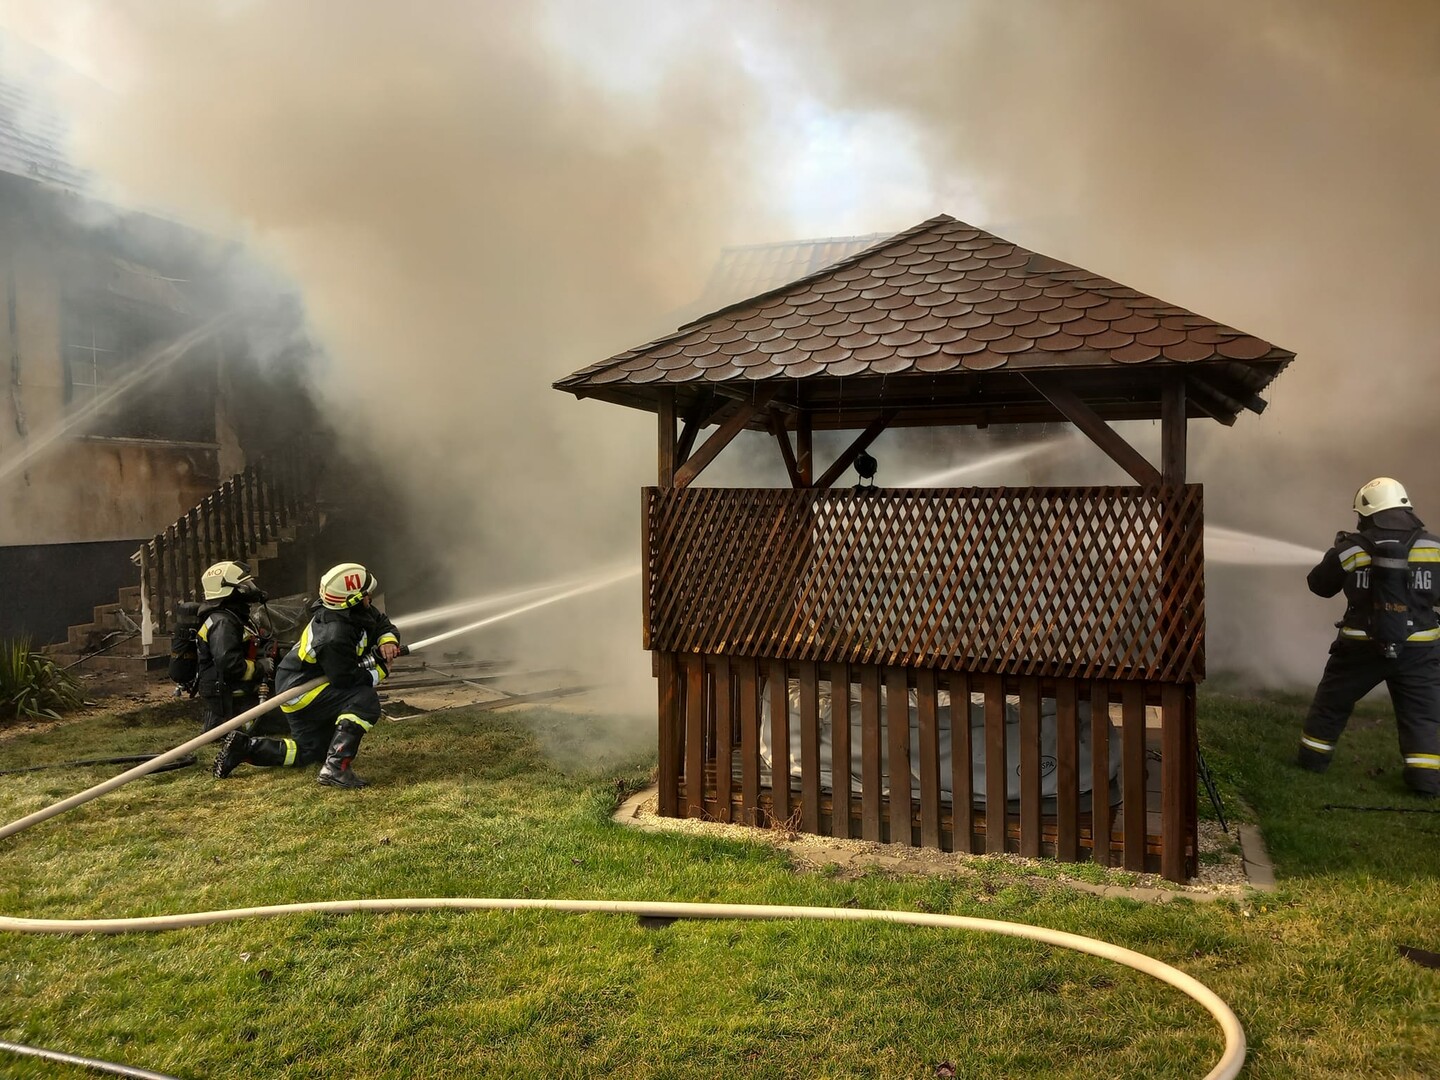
[0,315,229,484]
[0,566,640,841]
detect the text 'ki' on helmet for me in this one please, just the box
[1353,477,1411,517]
[320,562,378,610]
[201,561,264,602]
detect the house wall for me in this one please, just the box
[0,188,227,549]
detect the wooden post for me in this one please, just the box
[1019,676,1042,859]
[1161,375,1187,486]
[860,664,882,841]
[796,411,813,487]
[828,663,852,838]
[984,674,1007,854]
[947,671,977,854]
[1121,682,1147,871]
[739,659,760,825]
[886,666,913,845]
[714,656,733,823]
[685,655,706,818]
[799,661,820,832]
[768,660,791,824]
[657,390,676,489]
[1054,679,1080,862]
[917,668,941,849]
[1091,682,1113,866]
[657,652,680,817]
[1161,683,1189,882]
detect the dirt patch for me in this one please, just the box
[615,789,1249,902]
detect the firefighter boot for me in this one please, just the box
[213,731,290,777]
[317,721,368,789]
[212,731,252,778]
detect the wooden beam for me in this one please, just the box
[796,411,813,487]
[675,388,716,468]
[813,410,896,490]
[1186,377,1244,426]
[1161,375,1187,486]
[672,391,776,490]
[657,390,676,489]
[768,410,803,488]
[1024,377,1161,487]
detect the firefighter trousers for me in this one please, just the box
[251,680,384,767]
[1300,640,1440,795]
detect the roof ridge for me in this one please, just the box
[678,214,961,331]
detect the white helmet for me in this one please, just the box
[201,560,263,602]
[1353,477,1412,517]
[319,562,377,610]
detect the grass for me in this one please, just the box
[0,689,1437,1078]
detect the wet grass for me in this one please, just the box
[0,691,1437,1078]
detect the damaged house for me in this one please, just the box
[0,60,315,649]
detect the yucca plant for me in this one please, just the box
[0,637,84,723]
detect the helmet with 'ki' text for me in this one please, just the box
[1353,477,1412,517]
[201,560,265,603]
[320,562,378,610]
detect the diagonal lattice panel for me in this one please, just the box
[644,486,1205,682]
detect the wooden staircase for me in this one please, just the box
[43,456,320,675]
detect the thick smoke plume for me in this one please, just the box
[5,0,1436,690]
[2,0,790,697]
[769,0,1440,683]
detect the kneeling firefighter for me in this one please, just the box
[194,561,278,734]
[213,562,402,789]
[1298,477,1440,796]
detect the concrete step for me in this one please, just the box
[92,602,141,632]
[117,585,142,607]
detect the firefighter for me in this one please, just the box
[194,561,275,733]
[1298,477,1440,797]
[212,562,401,789]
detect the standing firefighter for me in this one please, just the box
[213,562,402,789]
[1298,477,1440,797]
[194,561,275,733]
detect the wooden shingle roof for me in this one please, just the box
[557,214,1293,430]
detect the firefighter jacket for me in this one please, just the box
[195,598,265,699]
[1307,508,1440,646]
[274,602,401,706]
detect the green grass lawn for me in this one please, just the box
[1,690,1437,1079]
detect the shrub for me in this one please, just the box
[0,638,84,723]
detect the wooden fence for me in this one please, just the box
[134,456,317,639]
[644,486,1204,881]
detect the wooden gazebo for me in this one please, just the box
[556,214,1291,881]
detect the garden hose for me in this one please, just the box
[0,677,324,842]
[0,898,1246,1080]
[0,1038,179,1079]
[0,672,1247,1079]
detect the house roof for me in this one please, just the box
[556,214,1293,430]
[0,46,88,191]
[692,232,891,311]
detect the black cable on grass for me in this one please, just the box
[1322,803,1440,814]
[0,753,197,778]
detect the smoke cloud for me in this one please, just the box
[761,0,1440,683]
[4,0,1434,690]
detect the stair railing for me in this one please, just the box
[132,454,318,653]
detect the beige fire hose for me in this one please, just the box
[0,683,1246,1079]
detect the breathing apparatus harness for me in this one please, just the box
[1339,527,1435,659]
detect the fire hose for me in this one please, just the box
[0,640,1247,1078]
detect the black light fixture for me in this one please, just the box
[854,450,878,489]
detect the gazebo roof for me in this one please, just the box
[556,214,1293,430]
